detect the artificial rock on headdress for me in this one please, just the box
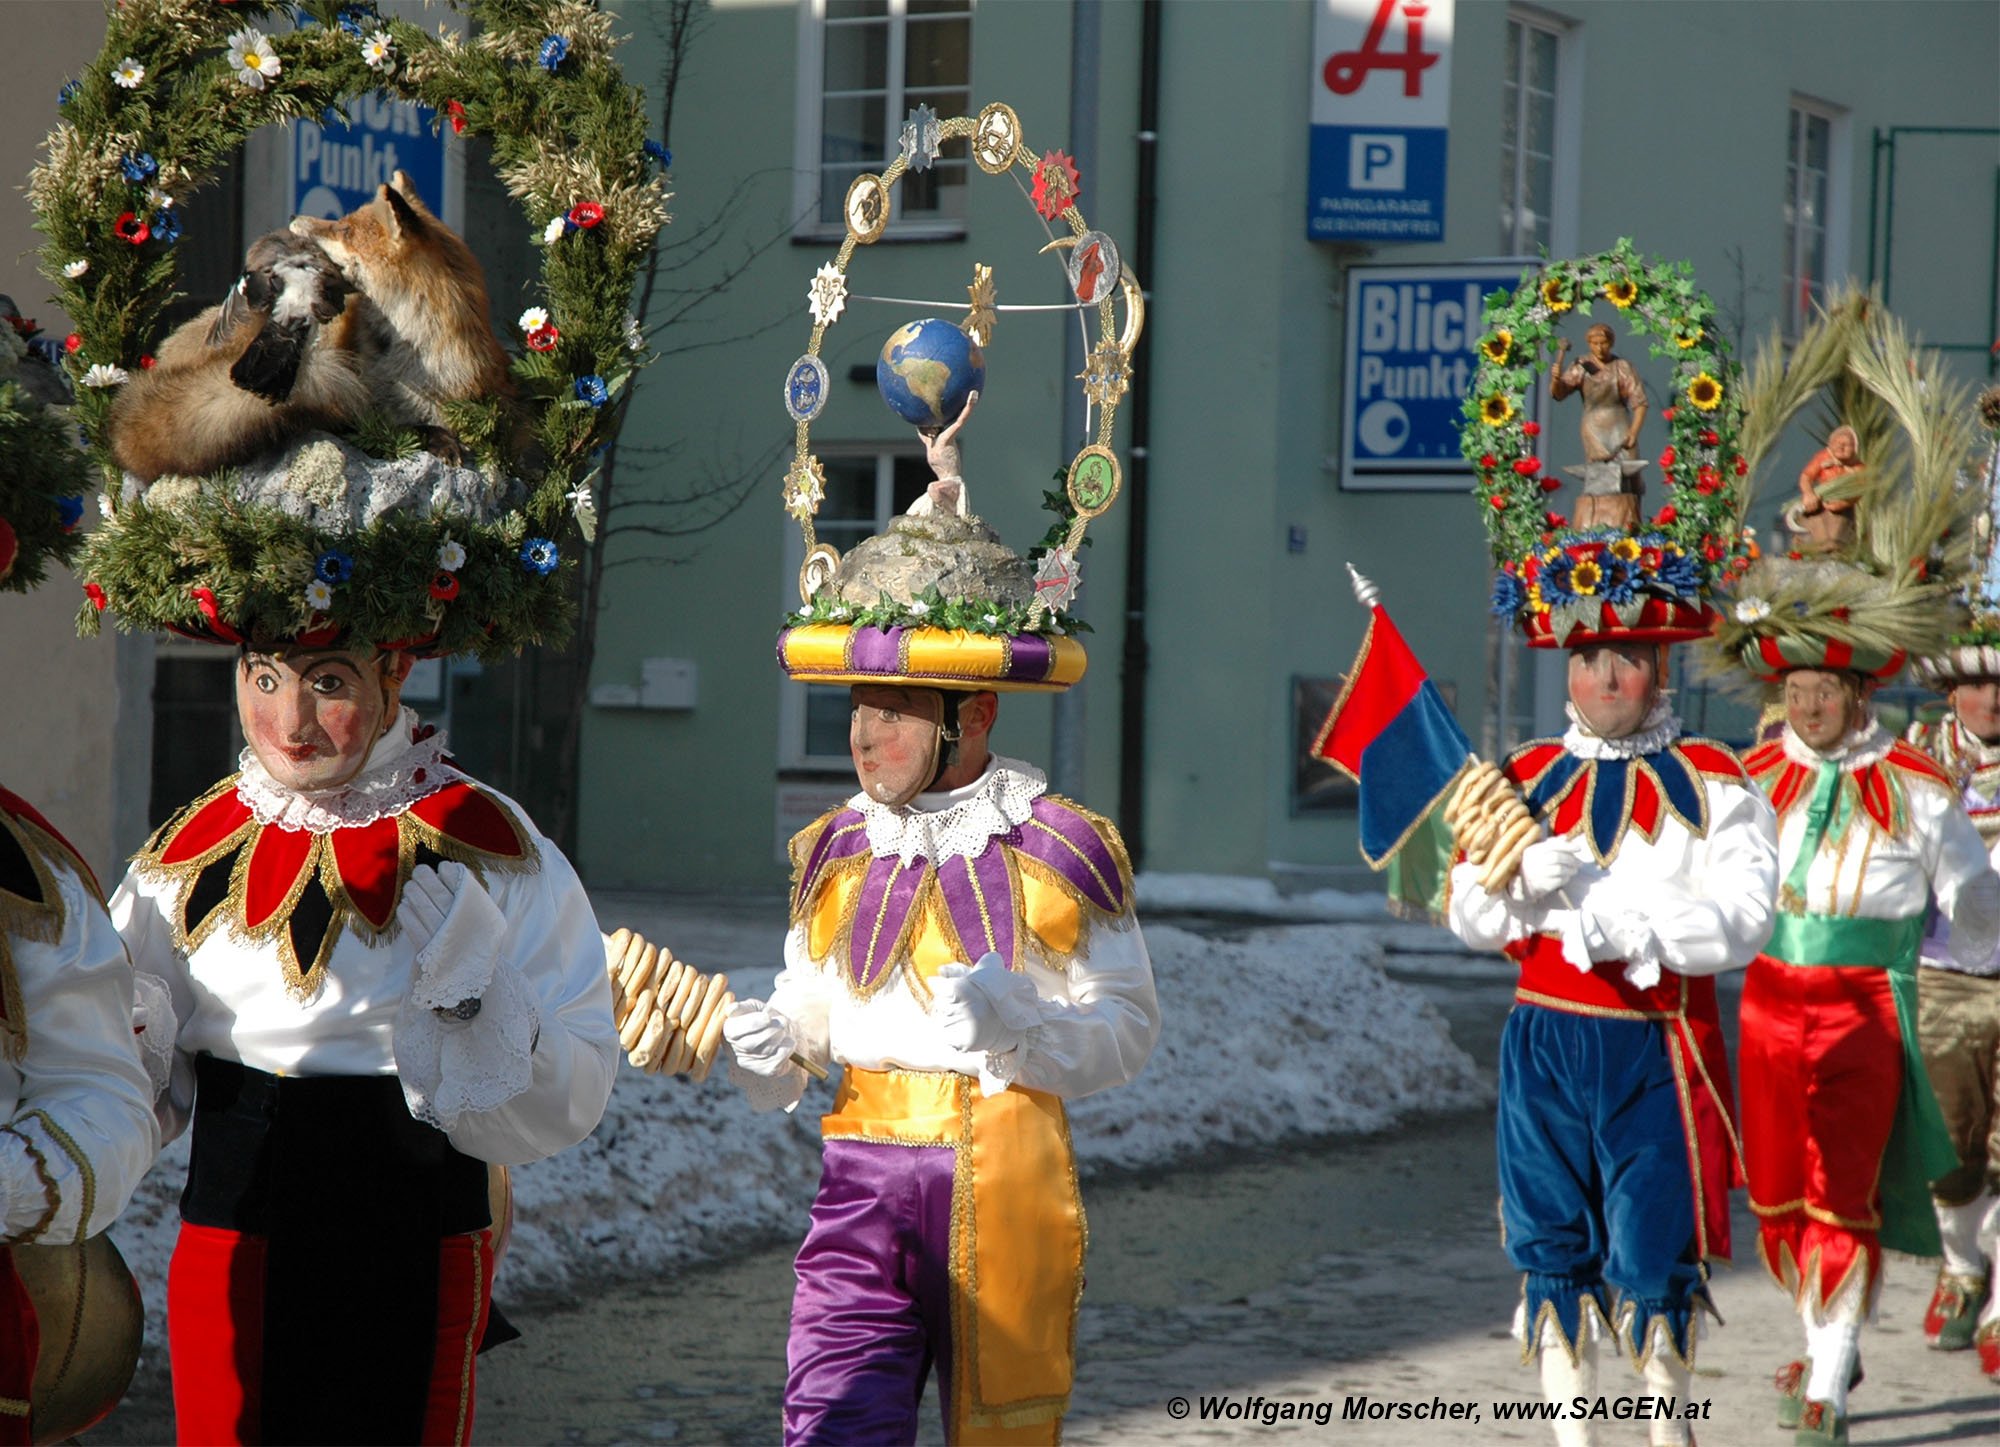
[1703,293,1980,692]
[773,101,1142,694]
[1465,240,1752,650]
[31,0,667,659]
[1911,384,2000,687]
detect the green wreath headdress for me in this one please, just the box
[30,0,666,657]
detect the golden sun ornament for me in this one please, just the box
[1079,340,1130,408]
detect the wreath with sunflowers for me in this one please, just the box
[1462,240,1754,645]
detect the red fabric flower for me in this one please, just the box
[1489,494,1507,510]
[139,354,156,370]
[1654,506,1678,525]
[1700,429,1720,446]
[1523,421,1541,437]
[1734,457,1748,476]
[1512,457,1542,476]
[1831,606,1851,621]
[84,581,107,611]
[1704,542,1725,561]
[1539,477,1561,493]
[114,211,149,245]
[1658,447,1677,469]
[526,324,559,352]
[429,571,461,601]
[1787,550,1804,561]
[1540,532,1556,545]
[1480,453,1497,469]
[1031,150,1081,221]
[1544,511,1566,528]
[63,333,81,353]
[568,202,604,229]
[1502,560,1517,576]
[446,100,466,135]
[1661,406,1678,421]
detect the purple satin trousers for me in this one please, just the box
[785,1138,958,1446]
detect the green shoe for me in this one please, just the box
[1795,1398,1848,1445]
[1925,1270,1990,1351]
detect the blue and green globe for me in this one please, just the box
[876,318,985,429]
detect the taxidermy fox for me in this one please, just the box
[108,231,372,483]
[290,170,514,450]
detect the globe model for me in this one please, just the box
[876,319,986,429]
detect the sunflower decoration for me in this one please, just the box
[1463,239,1750,648]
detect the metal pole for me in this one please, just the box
[1866,127,1882,285]
[1990,164,2000,379]
[1883,130,1898,307]
[1050,0,1101,798]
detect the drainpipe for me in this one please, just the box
[1117,0,1160,865]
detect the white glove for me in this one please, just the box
[398,861,507,1018]
[931,953,1043,1056]
[722,1000,799,1077]
[1511,835,1585,903]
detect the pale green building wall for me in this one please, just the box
[582,0,2000,891]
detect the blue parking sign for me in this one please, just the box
[1309,0,1454,243]
[291,91,450,224]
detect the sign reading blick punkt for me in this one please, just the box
[290,90,454,228]
[1309,0,1453,243]
[1341,263,1532,491]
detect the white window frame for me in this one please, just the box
[777,444,930,771]
[792,0,972,244]
[1499,6,1581,260]
[1783,94,1852,340]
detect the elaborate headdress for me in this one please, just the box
[1911,385,2000,686]
[31,1,666,658]
[0,303,86,594]
[1704,293,1979,690]
[1465,240,1751,649]
[773,101,1142,693]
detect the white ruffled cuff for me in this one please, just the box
[976,1023,1046,1097]
[131,971,178,1103]
[1566,908,1665,988]
[394,957,540,1132]
[727,1057,808,1114]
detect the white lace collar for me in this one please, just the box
[236,708,458,833]
[854,754,1048,865]
[1781,717,1893,773]
[1561,696,1681,760]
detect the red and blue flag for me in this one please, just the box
[1311,598,1473,868]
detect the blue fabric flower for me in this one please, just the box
[644,140,672,169]
[520,538,560,575]
[58,81,79,107]
[55,496,84,533]
[120,152,158,183]
[1540,555,1578,605]
[1490,572,1526,618]
[1657,549,1702,597]
[574,374,609,407]
[150,209,182,245]
[1601,559,1640,606]
[336,6,373,38]
[314,550,355,585]
[538,34,570,72]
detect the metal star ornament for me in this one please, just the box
[1033,547,1081,611]
[900,103,942,173]
[962,264,998,346]
[1078,340,1130,407]
[785,456,828,520]
[807,263,848,327]
[1031,150,1081,221]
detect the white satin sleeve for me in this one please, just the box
[1574,779,1780,978]
[1445,861,1524,953]
[1,865,160,1243]
[437,843,618,1166]
[1922,784,2000,971]
[106,864,197,1145]
[1002,912,1160,1100]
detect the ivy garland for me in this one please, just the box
[29,0,666,657]
[1461,240,1752,637]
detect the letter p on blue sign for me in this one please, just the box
[1348,133,1407,191]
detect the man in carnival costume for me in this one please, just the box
[1714,312,1999,1445]
[1903,385,2000,1376]
[0,296,159,1446]
[730,277,1157,1444]
[1451,250,1779,1447]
